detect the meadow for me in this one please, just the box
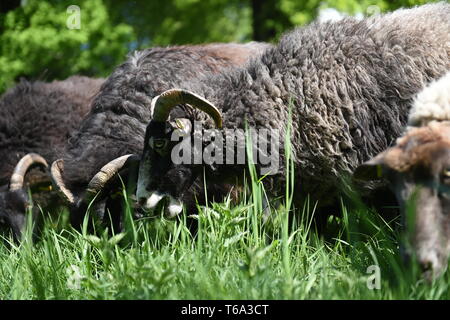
[1,159,449,300]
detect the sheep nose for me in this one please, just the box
[418,252,439,275]
[138,192,165,211]
[419,260,433,273]
[138,197,152,211]
[138,197,147,206]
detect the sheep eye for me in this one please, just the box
[442,168,450,178]
[151,139,167,150]
[440,168,450,187]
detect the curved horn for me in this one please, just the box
[50,159,76,204]
[151,89,223,128]
[83,154,140,204]
[9,153,48,191]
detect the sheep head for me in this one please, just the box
[136,89,223,217]
[50,154,140,229]
[0,153,48,241]
[354,121,450,280]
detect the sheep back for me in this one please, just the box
[0,76,104,186]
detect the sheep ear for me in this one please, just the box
[353,154,386,181]
[171,118,192,136]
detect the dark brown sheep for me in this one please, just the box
[0,76,104,240]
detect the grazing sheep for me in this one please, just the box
[354,71,450,280]
[0,76,104,240]
[135,3,450,224]
[50,42,272,229]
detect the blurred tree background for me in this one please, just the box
[0,0,441,93]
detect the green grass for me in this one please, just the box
[0,186,449,299]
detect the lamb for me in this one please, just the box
[0,76,104,240]
[134,3,450,225]
[353,71,450,280]
[49,42,272,229]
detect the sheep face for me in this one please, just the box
[354,121,450,280]
[0,187,29,241]
[0,154,50,241]
[136,89,223,217]
[137,118,196,217]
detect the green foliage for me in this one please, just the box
[0,0,134,93]
[105,0,253,47]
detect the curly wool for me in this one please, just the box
[408,72,450,126]
[179,3,450,205]
[0,76,104,186]
[61,43,271,193]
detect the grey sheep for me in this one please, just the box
[135,3,450,226]
[354,71,450,280]
[50,42,272,229]
[0,76,104,240]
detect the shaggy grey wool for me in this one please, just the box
[175,2,450,206]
